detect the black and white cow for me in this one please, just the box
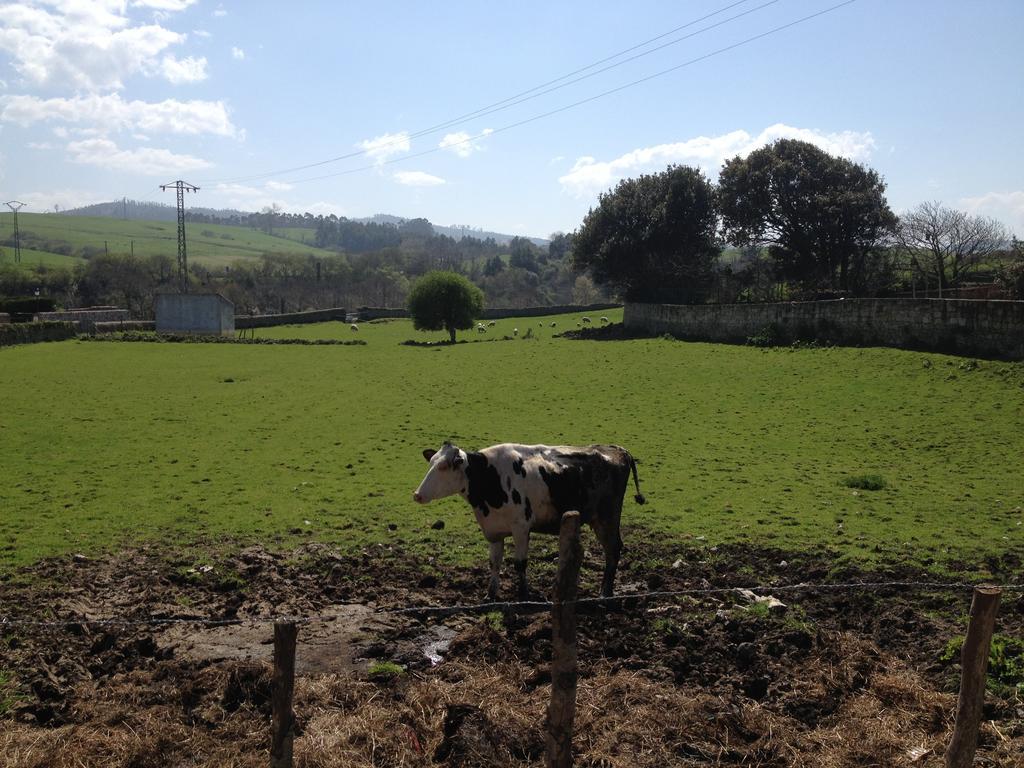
[413,442,645,598]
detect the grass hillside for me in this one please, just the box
[1,309,1021,577]
[1,213,336,269]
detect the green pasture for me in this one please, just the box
[1,308,1022,577]
[0,248,81,270]
[3,213,336,268]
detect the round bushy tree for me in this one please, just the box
[719,138,896,296]
[407,270,484,343]
[572,165,720,304]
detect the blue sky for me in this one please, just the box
[1,0,1022,239]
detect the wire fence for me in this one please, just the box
[2,579,1021,630]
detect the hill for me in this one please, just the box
[56,200,549,248]
[0,212,337,269]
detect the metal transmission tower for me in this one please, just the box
[160,180,199,292]
[5,201,25,263]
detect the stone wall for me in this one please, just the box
[624,299,1024,360]
[356,302,621,321]
[36,309,130,333]
[236,307,346,329]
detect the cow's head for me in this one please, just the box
[413,442,468,504]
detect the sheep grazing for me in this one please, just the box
[477,323,487,334]
[600,316,609,323]
[582,317,592,324]
[550,322,556,328]
[513,328,519,336]
[350,324,359,332]
[488,320,496,327]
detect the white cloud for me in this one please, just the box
[959,191,1024,237]
[161,54,207,83]
[192,29,211,39]
[0,1,206,91]
[66,138,211,175]
[394,170,445,187]
[265,180,292,191]
[2,93,237,137]
[231,46,244,60]
[213,7,227,17]
[27,141,53,150]
[133,0,200,10]
[559,123,877,198]
[439,128,493,158]
[358,131,410,164]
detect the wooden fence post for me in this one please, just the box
[945,586,1001,768]
[271,621,298,768]
[546,511,582,768]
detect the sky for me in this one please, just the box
[0,0,1022,240]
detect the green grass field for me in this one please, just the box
[1,309,1021,576]
[3,213,336,269]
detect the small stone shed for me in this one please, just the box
[156,293,235,336]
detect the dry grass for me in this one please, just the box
[4,645,1021,768]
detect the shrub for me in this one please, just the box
[842,474,887,491]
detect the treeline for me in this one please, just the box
[0,230,594,316]
[574,139,1021,304]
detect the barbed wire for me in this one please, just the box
[1,579,1021,630]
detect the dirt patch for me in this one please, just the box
[1,536,1022,767]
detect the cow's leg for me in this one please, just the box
[487,539,503,600]
[511,529,531,599]
[592,509,623,598]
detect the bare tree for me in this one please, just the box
[895,202,1009,294]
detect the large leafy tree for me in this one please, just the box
[407,270,484,343]
[718,139,896,296]
[572,165,720,304]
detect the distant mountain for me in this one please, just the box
[358,213,549,247]
[60,201,549,247]
[61,200,252,222]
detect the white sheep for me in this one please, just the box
[582,317,592,324]
[600,316,609,323]
[513,328,519,337]
[350,324,359,332]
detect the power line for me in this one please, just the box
[279,0,860,187]
[200,0,782,186]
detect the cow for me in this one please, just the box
[413,442,645,599]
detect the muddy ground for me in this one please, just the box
[1,531,1021,767]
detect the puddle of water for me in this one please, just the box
[417,624,457,665]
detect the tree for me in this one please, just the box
[572,165,720,303]
[996,237,1024,299]
[718,139,896,296]
[895,202,1010,294]
[407,270,484,343]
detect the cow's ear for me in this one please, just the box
[422,449,437,462]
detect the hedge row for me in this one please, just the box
[0,322,76,347]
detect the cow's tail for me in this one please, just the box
[627,451,646,505]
